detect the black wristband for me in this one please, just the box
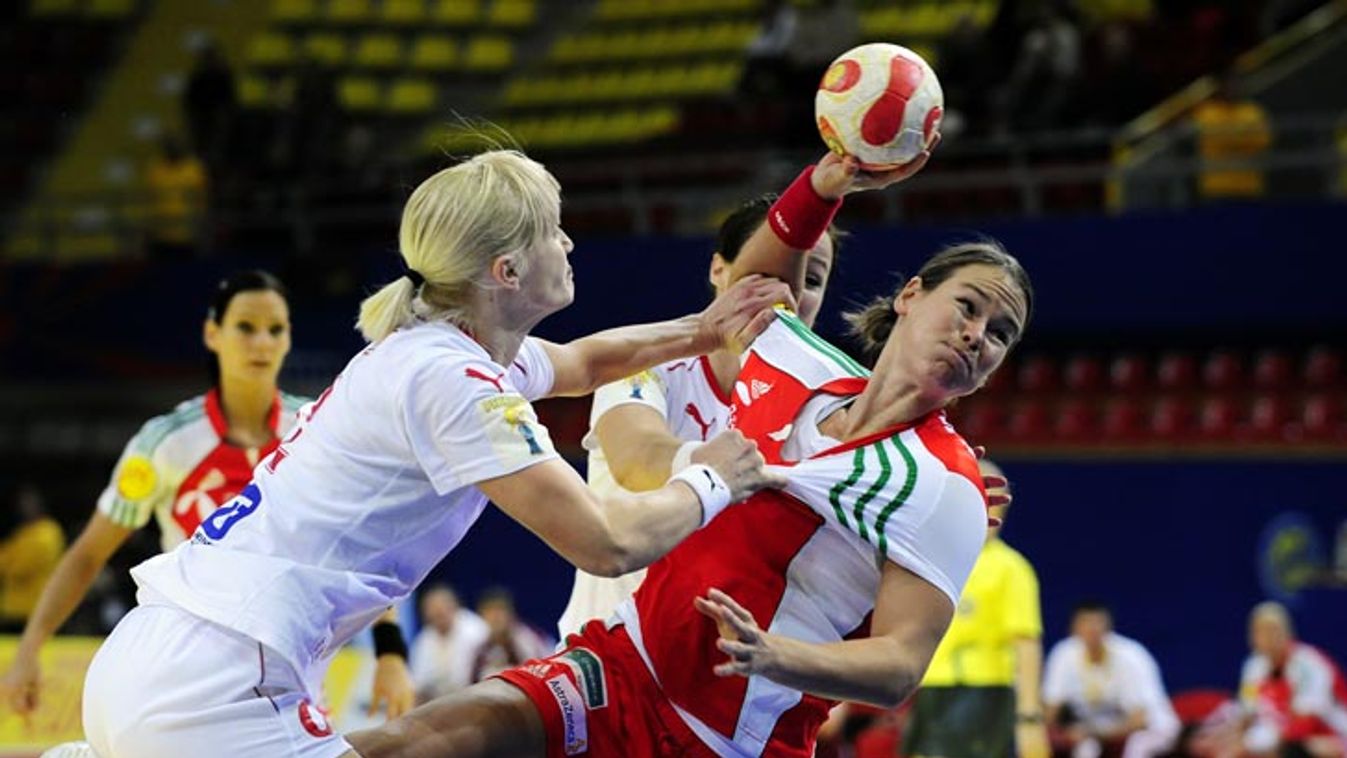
[372,621,408,660]
[1016,712,1044,724]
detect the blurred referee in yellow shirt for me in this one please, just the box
[904,459,1049,758]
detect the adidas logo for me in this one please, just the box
[751,379,774,399]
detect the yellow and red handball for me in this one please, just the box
[815,43,944,170]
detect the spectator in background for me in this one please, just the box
[408,585,489,703]
[1192,72,1272,200]
[740,0,798,97]
[784,0,859,147]
[470,587,550,683]
[1000,1,1083,133]
[144,133,207,259]
[1197,602,1347,758]
[0,484,66,634]
[183,42,236,167]
[904,459,1050,758]
[1043,602,1180,758]
[937,12,992,138]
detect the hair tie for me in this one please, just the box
[403,267,425,288]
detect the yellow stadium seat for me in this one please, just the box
[549,34,582,63]
[239,75,276,107]
[327,0,372,25]
[246,32,296,67]
[388,78,437,113]
[30,0,79,17]
[303,32,347,66]
[271,0,316,23]
[87,0,135,19]
[488,0,535,28]
[381,0,426,25]
[338,77,381,110]
[353,33,402,68]
[605,31,641,59]
[431,0,481,26]
[409,35,457,70]
[463,35,512,70]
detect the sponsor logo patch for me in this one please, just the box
[558,648,607,709]
[116,455,157,501]
[297,698,333,738]
[545,675,589,756]
[478,394,552,460]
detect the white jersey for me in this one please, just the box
[130,321,557,686]
[557,355,731,638]
[1044,633,1180,736]
[97,390,307,551]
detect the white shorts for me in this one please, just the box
[83,601,352,758]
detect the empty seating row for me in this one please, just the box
[549,22,757,64]
[501,63,741,107]
[999,347,1343,395]
[29,0,138,19]
[593,0,760,22]
[270,0,535,29]
[859,2,995,39]
[424,106,680,152]
[246,31,512,71]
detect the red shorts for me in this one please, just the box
[495,621,718,758]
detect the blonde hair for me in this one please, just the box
[356,150,561,342]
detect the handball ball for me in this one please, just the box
[815,43,943,170]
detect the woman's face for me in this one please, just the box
[796,234,835,328]
[890,264,1027,402]
[204,290,292,387]
[516,212,575,315]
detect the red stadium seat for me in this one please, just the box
[1008,399,1051,442]
[1063,355,1104,392]
[1017,356,1058,393]
[1303,345,1343,387]
[1202,350,1244,390]
[1055,399,1096,440]
[1101,397,1144,440]
[1248,394,1291,441]
[1198,396,1238,439]
[1302,394,1344,440]
[1109,353,1148,392]
[1252,349,1293,390]
[957,402,1007,441]
[1151,396,1195,439]
[1156,351,1198,390]
[1171,689,1233,726]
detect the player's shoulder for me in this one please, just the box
[910,412,982,489]
[750,308,869,386]
[129,394,211,454]
[279,390,310,414]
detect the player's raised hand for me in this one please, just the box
[691,430,787,503]
[810,135,939,200]
[696,274,796,354]
[367,653,415,721]
[694,587,780,678]
[0,655,41,718]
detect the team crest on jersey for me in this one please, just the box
[116,455,157,501]
[558,648,607,709]
[626,370,658,400]
[479,394,551,461]
[297,699,333,738]
[545,675,589,755]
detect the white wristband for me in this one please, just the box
[670,464,733,528]
[670,440,702,475]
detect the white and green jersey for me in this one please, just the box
[96,389,306,551]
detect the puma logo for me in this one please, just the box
[685,403,714,441]
[465,367,507,393]
[702,469,720,491]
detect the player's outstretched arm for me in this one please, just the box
[479,430,783,577]
[539,275,792,398]
[694,559,953,708]
[1,512,132,715]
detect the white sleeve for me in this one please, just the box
[881,471,987,607]
[588,368,671,427]
[1042,641,1072,707]
[403,356,559,494]
[509,337,556,401]
[1288,648,1337,716]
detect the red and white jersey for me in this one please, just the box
[557,355,732,637]
[1241,642,1347,742]
[131,321,557,686]
[96,389,307,551]
[617,309,988,757]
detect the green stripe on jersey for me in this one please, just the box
[850,441,893,544]
[874,436,919,556]
[777,311,867,377]
[828,447,867,530]
[135,405,206,454]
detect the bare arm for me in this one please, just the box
[479,431,782,577]
[540,276,791,398]
[1014,636,1051,758]
[695,560,954,708]
[1,511,131,714]
[594,404,687,492]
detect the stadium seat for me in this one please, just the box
[1202,350,1243,390]
[1198,396,1238,439]
[353,33,403,69]
[381,0,427,26]
[1064,355,1104,392]
[488,0,535,28]
[1252,349,1293,390]
[1008,400,1051,442]
[247,32,296,68]
[338,76,381,111]
[31,0,80,16]
[1302,394,1343,441]
[87,0,135,19]
[1151,396,1194,439]
[1055,399,1097,440]
[239,74,276,108]
[959,402,1006,441]
[1303,345,1342,387]
[327,0,372,25]
[388,77,437,113]
[431,0,481,27]
[463,35,513,71]
[1110,353,1148,392]
[1017,355,1058,392]
[1101,397,1144,440]
[271,0,317,24]
[1171,690,1232,726]
[303,32,347,66]
[409,35,458,71]
[1248,394,1291,441]
[1156,351,1198,390]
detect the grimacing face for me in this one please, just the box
[889,264,1027,403]
[204,290,292,387]
[515,210,575,315]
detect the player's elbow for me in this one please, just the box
[608,458,665,493]
[572,537,636,578]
